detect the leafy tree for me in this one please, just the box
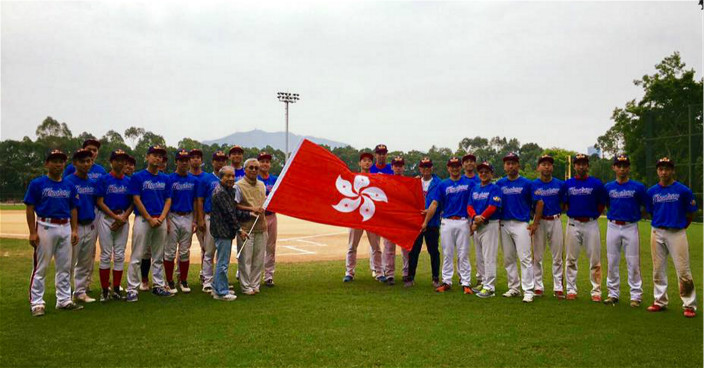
[124,127,145,149]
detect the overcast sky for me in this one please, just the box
[2,1,702,154]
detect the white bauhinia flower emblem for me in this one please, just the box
[331,175,388,222]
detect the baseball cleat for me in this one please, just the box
[139,281,150,291]
[152,287,175,297]
[213,293,237,301]
[629,300,641,308]
[522,294,534,303]
[100,289,110,302]
[376,275,388,283]
[435,283,451,293]
[554,291,566,299]
[126,291,138,302]
[476,288,495,298]
[112,286,125,301]
[502,289,521,298]
[31,305,46,317]
[590,295,602,303]
[683,308,696,318]
[603,297,618,306]
[432,278,441,289]
[386,277,395,286]
[534,289,544,297]
[470,284,483,294]
[343,275,353,283]
[243,289,256,296]
[180,281,191,293]
[646,304,665,312]
[566,293,577,300]
[463,286,474,295]
[58,302,84,311]
[265,279,275,287]
[75,293,96,303]
[202,284,213,293]
[166,281,178,294]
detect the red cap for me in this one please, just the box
[189,148,203,157]
[419,157,433,168]
[503,152,519,162]
[229,145,244,155]
[374,144,388,154]
[538,154,554,164]
[212,150,227,161]
[359,152,374,161]
[391,156,405,166]
[257,151,272,161]
[461,154,476,163]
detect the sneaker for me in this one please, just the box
[243,289,256,296]
[253,288,260,294]
[476,288,495,298]
[566,293,577,300]
[139,281,150,291]
[463,286,474,295]
[630,300,641,308]
[404,279,415,288]
[100,289,110,302]
[471,284,483,294]
[202,284,213,293]
[111,287,125,301]
[502,289,521,298]
[31,305,45,317]
[435,283,451,293]
[554,291,566,299]
[372,270,378,278]
[376,275,388,283]
[58,302,84,311]
[603,296,619,306]
[166,281,178,294]
[591,295,602,303]
[534,289,544,297]
[432,278,440,288]
[647,304,665,312]
[199,273,205,284]
[126,291,138,302]
[75,293,96,303]
[684,307,696,318]
[152,287,175,297]
[180,281,191,293]
[265,279,275,287]
[343,275,354,283]
[213,293,237,301]
[387,277,395,286]
[522,294,534,303]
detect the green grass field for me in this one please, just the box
[0,203,25,211]
[1,220,702,367]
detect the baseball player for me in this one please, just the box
[344,152,384,283]
[462,153,480,288]
[63,138,107,180]
[164,149,199,294]
[564,154,607,302]
[646,157,698,318]
[496,152,536,303]
[380,156,410,286]
[421,157,473,294]
[406,157,442,288]
[95,149,133,302]
[197,150,229,292]
[188,148,206,282]
[257,151,279,287]
[370,144,393,174]
[229,145,246,182]
[125,145,174,302]
[467,161,502,298]
[530,154,566,299]
[65,149,100,303]
[124,155,136,177]
[139,154,170,288]
[603,154,647,307]
[25,149,82,316]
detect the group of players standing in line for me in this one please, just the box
[24,139,279,316]
[344,144,698,318]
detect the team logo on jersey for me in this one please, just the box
[493,196,501,202]
[332,175,387,222]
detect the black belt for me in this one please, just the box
[571,217,596,223]
[541,214,560,220]
[78,219,94,225]
[173,211,192,216]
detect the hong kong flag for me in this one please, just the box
[264,139,425,250]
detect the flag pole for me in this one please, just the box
[236,214,260,259]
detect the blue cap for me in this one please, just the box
[46,149,68,162]
[175,149,190,161]
[613,154,630,165]
[110,149,130,161]
[503,152,519,162]
[147,145,167,155]
[656,157,675,168]
[72,148,93,160]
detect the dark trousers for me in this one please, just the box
[408,226,440,280]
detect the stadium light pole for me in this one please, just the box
[277,92,300,161]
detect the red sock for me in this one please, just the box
[164,260,175,282]
[112,269,123,289]
[179,260,190,282]
[99,268,110,289]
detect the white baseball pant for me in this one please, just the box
[201,214,216,287]
[501,220,534,295]
[532,217,564,293]
[606,221,642,301]
[345,229,382,278]
[474,234,484,285]
[565,218,602,297]
[98,212,129,271]
[196,218,205,279]
[473,220,499,291]
[382,238,410,279]
[127,216,167,292]
[165,213,194,262]
[651,227,697,310]
[264,213,278,282]
[72,222,98,296]
[29,221,73,309]
[440,218,471,286]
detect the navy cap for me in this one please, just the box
[503,152,519,162]
[257,151,272,161]
[175,149,190,161]
[447,157,462,167]
[374,144,388,154]
[656,157,675,168]
[189,148,203,157]
[391,156,405,166]
[212,150,228,161]
[476,161,494,172]
[359,152,374,161]
[462,153,476,163]
[228,145,244,155]
[45,149,68,162]
[147,145,167,155]
[82,139,101,149]
[72,148,93,160]
[538,154,554,164]
[419,157,433,168]
[110,149,130,161]
[126,155,136,165]
[574,153,589,163]
[613,154,630,165]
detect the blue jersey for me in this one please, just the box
[496,176,533,222]
[531,178,565,217]
[422,175,443,227]
[464,174,480,187]
[63,163,107,181]
[97,173,132,212]
[605,179,647,222]
[432,176,473,219]
[258,174,279,196]
[23,176,78,219]
[647,181,698,229]
[64,174,99,222]
[234,167,246,182]
[468,183,502,221]
[370,163,393,175]
[129,170,171,217]
[564,176,607,219]
[168,172,199,213]
[198,172,220,214]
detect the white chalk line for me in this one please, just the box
[281,245,316,255]
[295,239,327,246]
[278,231,347,242]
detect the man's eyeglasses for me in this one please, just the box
[247,166,260,170]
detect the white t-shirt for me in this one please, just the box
[422,177,432,195]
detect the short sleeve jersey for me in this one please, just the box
[234,167,246,182]
[168,172,199,213]
[63,163,107,181]
[432,176,472,219]
[370,164,393,175]
[604,179,647,222]
[198,172,220,214]
[23,176,79,219]
[129,169,171,217]
[64,174,99,221]
[564,176,607,219]
[496,176,533,222]
[468,182,502,221]
[464,174,480,187]
[97,173,132,212]
[531,178,565,217]
[647,181,698,229]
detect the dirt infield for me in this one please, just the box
[0,210,381,263]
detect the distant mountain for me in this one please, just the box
[202,129,350,151]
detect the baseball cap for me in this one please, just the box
[257,151,272,161]
[45,149,68,162]
[147,145,167,155]
[419,157,433,168]
[574,153,589,164]
[461,153,476,163]
[228,145,244,155]
[391,156,405,166]
[82,139,101,149]
[656,157,675,168]
[72,148,93,160]
[189,148,203,158]
[538,154,554,164]
[175,149,190,161]
[359,152,374,161]
[447,157,462,167]
[503,152,520,162]
[476,161,494,172]
[110,149,130,161]
[613,154,630,166]
[126,155,136,165]
[374,144,388,154]
[212,150,228,161]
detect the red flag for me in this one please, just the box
[264,139,424,250]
